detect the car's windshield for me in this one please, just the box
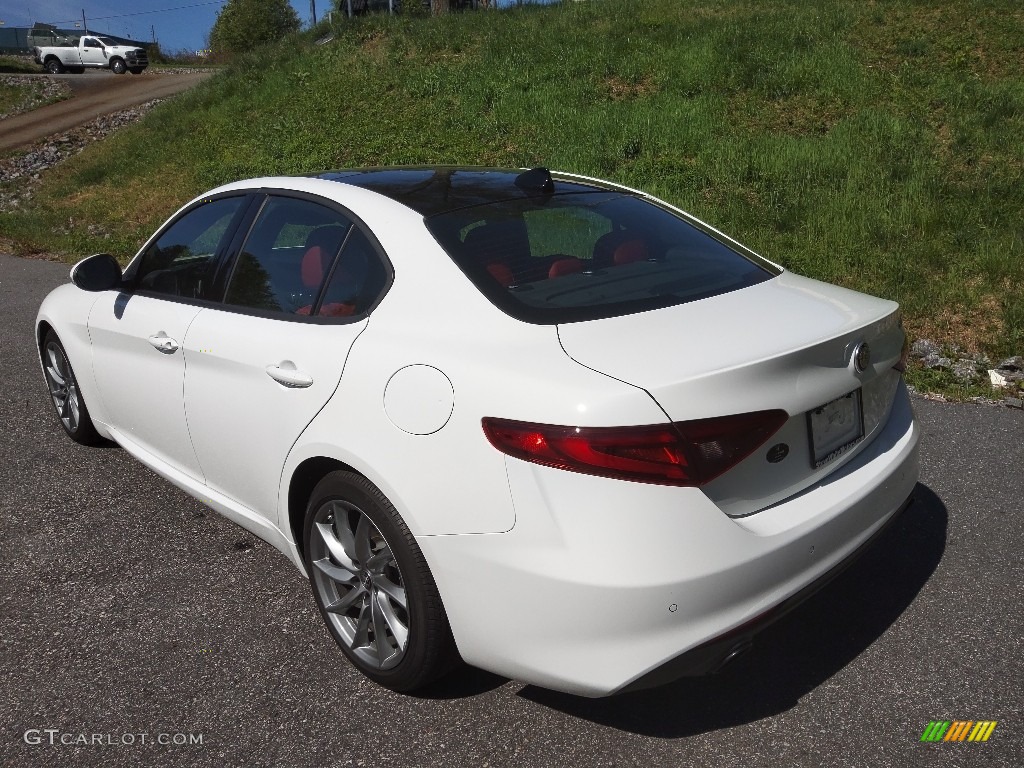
[97,37,117,46]
[425,192,779,324]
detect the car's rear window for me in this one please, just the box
[424,192,779,324]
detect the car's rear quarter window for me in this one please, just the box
[425,192,779,324]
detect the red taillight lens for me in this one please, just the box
[894,332,910,373]
[482,410,788,487]
[893,311,910,373]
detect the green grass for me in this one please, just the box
[0,80,27,115]
[0,73,69,116]
[0,55,40,74]
[1,0,1022,371]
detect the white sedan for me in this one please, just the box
[36,167,920,696]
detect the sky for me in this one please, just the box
[1,1,541,54]
[2,0,277,52]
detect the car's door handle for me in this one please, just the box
[265,361,313,388]
[147,332,179,354]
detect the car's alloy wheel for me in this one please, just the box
[110,59,126,74]
[46,59,64,74]
[42,331,100,444]
[303,471,457,691]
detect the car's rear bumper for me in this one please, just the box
[617,489,914,694]
[419,383,920,697]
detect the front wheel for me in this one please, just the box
[303,471,458,692]
[110,58,127,74]
[42,330,101,445]
[45,59,65,75]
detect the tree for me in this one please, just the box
[210,0,301,55]
[431,0,450,14]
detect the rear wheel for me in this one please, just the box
[42,330,101,445]
[110,58,127,75]
[303,471,458,692]
[45,59,65,75]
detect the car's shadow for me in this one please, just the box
[510,483,946,736]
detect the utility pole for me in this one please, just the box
[81,9,88,34]
[309,0,316,25]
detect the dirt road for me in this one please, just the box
[0,70,213,153]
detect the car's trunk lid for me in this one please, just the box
[556,271,905,516]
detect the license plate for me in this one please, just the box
[807,390,864,468]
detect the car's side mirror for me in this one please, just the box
[70,253,123,292]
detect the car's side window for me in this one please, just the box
[223,196,365,318]
[313,228,389,318]
[135,196,247,300]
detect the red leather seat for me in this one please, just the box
[487,262,515,287]
[613,239,649,265]
[464,222,527,287]
[548,258,583,278]
[301,245,329,289]
[296,224,351,316]
[593,231,648,269]
[296,302,355,317]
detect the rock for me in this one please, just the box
[922,353,951,370]
[970,395,1002,405]
[911,339,940,358]
[951,359,978,381]
[998,356,1024,372]
[0,98,163,214]
[0,75,72,120]
[1004,397,1023,409]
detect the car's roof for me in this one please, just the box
[313,166,629,218]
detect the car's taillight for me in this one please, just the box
[893,311,910,373]
[894,333,910,373]
[482,410,788,487]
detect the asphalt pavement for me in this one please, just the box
[1,252,1021,767]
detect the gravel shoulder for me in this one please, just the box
[0,71,212,154]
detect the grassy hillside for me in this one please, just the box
[2,0,1022,360]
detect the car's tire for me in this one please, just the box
[110,58,127,74]
[303,471,458,692]
[41,330,101,445]
[128,68,144,75]
[45,59,65,75]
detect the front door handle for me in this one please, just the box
[148,332,179,354]
[266,361,313,388]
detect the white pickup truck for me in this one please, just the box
[33,35,149,75]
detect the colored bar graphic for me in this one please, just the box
[921,721,950,742]
[920,720,997,743]
[968,722,998,742]
[944,721,972,741]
